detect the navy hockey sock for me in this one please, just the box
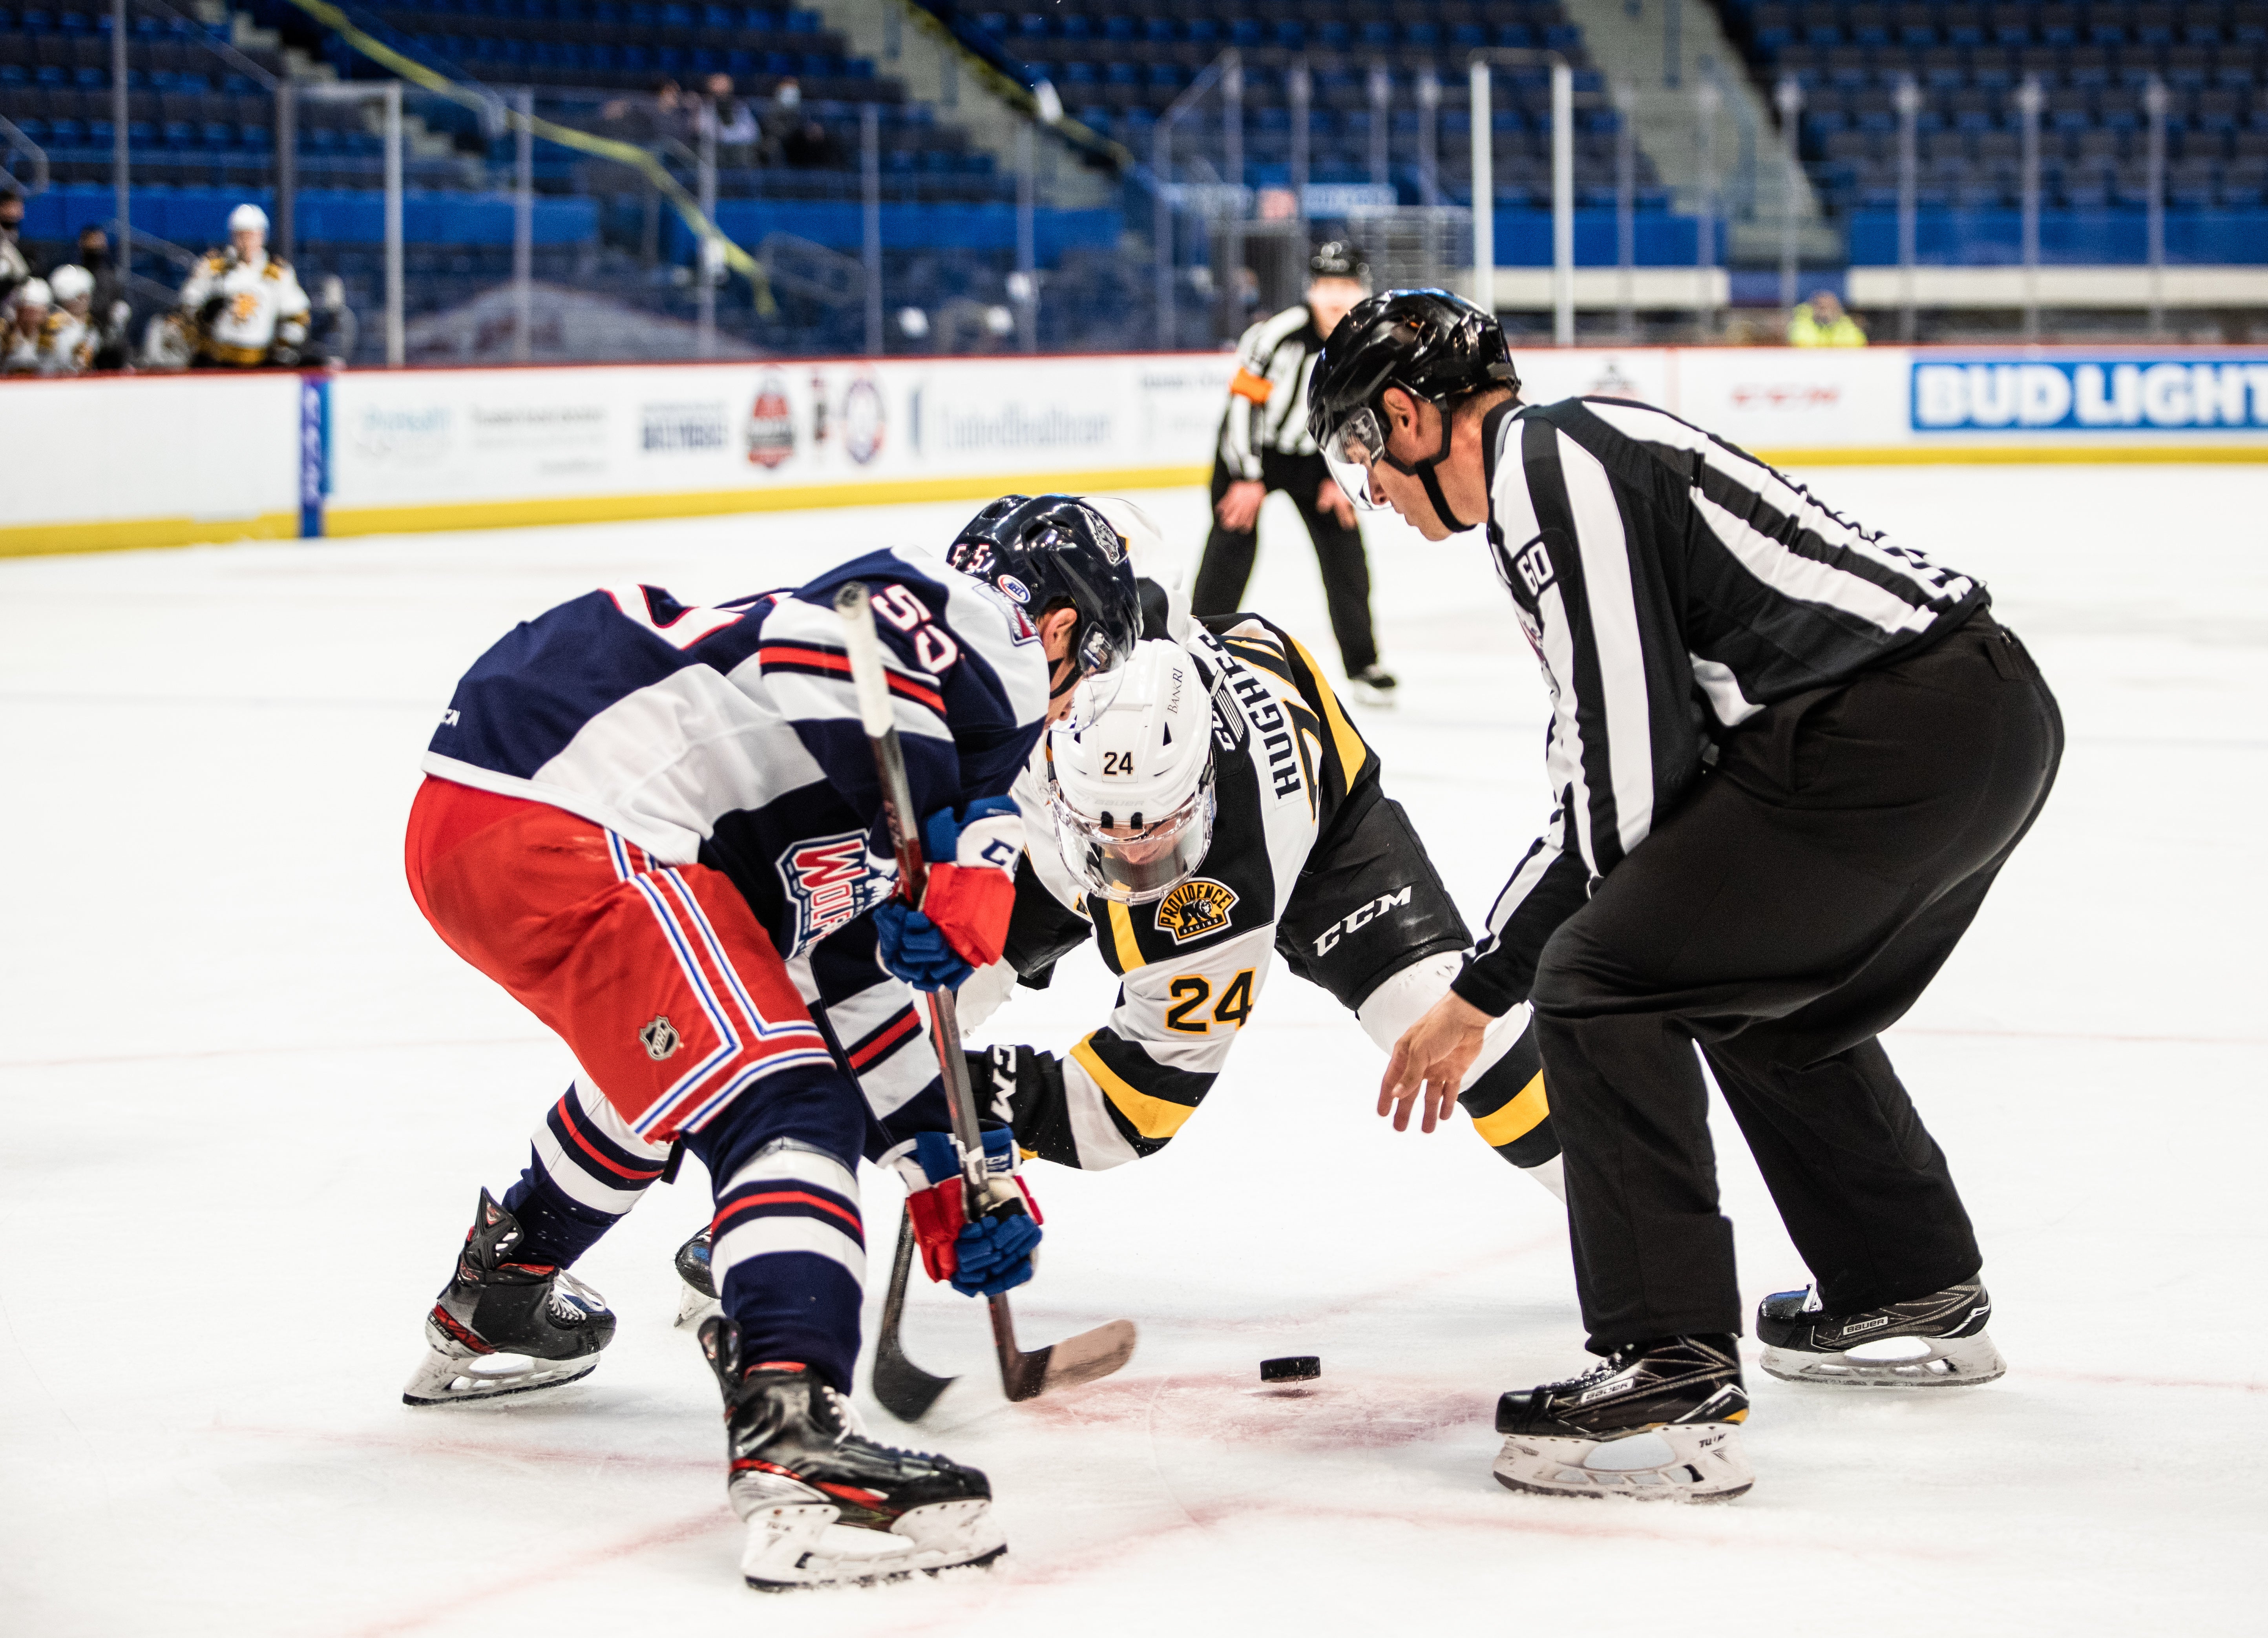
[683,1062,869,1394]
[502,1079,673,1267]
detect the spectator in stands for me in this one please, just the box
[766,76,803,163]
[1788,289,1868,348]
[69,225,133,371]
[0,185,29,309]
[704,73,760,168]
[782,116,836,170]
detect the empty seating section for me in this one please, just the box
[960,2,1669,208]
[1717,0,2268,211]
[284,1,880,95]
[2,2,1000,203]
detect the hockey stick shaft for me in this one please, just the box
[835,583,1032,1373]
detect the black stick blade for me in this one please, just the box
[872,1211,957,1423]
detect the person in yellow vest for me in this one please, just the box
[1788,289,1868,347]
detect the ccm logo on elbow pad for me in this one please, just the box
[1311,885,1415,956]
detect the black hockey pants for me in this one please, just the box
[1528,612,2063,1352]
[1193,452,1379,676]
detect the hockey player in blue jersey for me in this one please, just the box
[399,508,1140,1589]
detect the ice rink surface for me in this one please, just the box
[3,464,2264,1635]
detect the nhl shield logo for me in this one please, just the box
[1154,878,1238,945]
[639,1015,682,1061]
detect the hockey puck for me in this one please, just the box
[1259,1356,1321,1383]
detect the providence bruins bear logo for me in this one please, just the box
[1154,879,1238,944]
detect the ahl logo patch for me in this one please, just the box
[778,831,887,957]
[1154,878,1238,945]
[639,1015,682,1061]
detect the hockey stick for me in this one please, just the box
[835,583,1137,1415]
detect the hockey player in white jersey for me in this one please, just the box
[2,277,89,376]
[174,203,309,367]
[399,530,1141,1589]
[954,531,1564,1191]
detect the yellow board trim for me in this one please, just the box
[1751,444,2268,466]
[320,466,1214,539]
[1281,633,1370,783]
[0,511,301,558]
[1070,1033,1199,1141]
[1105,900,1147,974]
[1472,1072,1550,1148]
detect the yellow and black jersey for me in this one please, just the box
[977,611,1564,1174]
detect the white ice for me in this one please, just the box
[2,466,2263,1636]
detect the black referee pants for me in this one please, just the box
[1528,614,2063,1352]
[1192,451,1379,676]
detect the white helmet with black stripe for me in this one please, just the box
[1048,638,1216,904]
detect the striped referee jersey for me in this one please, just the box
[1453,396,1989,1015]
[1220,303,1327,478]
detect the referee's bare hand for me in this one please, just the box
[1216,479,1266,533]
[1378,991,1491,1134]
[1316,479,1356,529]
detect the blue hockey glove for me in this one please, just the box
[874,900,972,992]
[899,1129,1044,1298]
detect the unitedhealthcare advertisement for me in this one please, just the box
[1912,357,2268,434]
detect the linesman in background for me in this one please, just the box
[1193,241,1398,709]
[1308,290,2062,1504]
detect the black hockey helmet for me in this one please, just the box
[947,493,1143,723]
[1305,288,1520,531]
[1308,239,1370,285]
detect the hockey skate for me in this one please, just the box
[1757,1279,2005,1388]
[401,1190,616,1406]
[1492,1335,1753,1503]
[1346,665,1399,710]
[673,1226,722,1329]
[699,1316,1005,1591]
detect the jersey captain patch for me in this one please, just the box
[1154,878,1238,944]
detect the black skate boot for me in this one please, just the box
[1757,1279,2005,1388]
[673,1226,721,1329]
[1347,665,1399,710]
[401,1189,615,1406]
[699,1315,1005,1590]
[1492,1335,1753,1503]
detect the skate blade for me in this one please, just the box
[1760,1329,2006,1389]
[740,1500,1006,1591]
[402,1348,599,1406]
[674,1280,723,1332]
[1492,1422,1753,1504]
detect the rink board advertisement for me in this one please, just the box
[314,354,1236,537]
[5,345,2268,555]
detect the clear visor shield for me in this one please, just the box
[1060,633,1131,730]
[1052,765,1217,904]
[1321,405,1390,512]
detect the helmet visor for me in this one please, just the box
[1058,623,1132,730]
[1320,403,1390,513]
[1051,761,1216,904]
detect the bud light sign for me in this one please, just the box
[1912,359,2268,433]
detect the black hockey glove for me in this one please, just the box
[964,1044,1076,1169]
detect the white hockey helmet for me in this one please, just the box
[13,277,51,311]
[47,263,93,305]
[228,202,269,235]
[1048,638,1216,903]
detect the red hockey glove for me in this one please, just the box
[897,1130,1043,1295]
[916,799,1022,971]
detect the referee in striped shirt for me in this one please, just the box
[1308,291,2063,1501]
[1194,241,1398,707]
